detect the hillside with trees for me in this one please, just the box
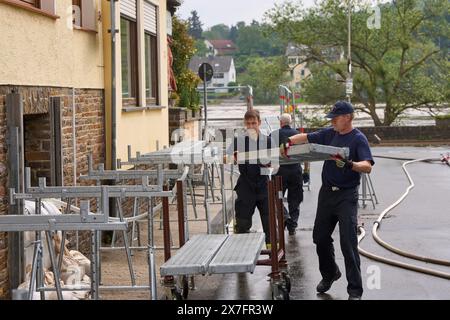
[185,11,288,104]
[181,0,449,124]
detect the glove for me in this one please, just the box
[302,172,310,184]
[279,138,293,158]
[332,155,353,170]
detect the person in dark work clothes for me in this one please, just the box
[280,101,374,300]
[225,109,272,245]
[270,113,303,236]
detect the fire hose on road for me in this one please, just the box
[358,157,450,280]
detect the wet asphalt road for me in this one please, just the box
[187,146,450,300]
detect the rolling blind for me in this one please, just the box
[120,0,136,20]
[144,1,157,34]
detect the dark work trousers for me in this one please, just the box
[312,186,363,297]
[278,166,303,231]
[234,175,271,244]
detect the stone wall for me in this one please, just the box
[168,107,202,144]
[304,126,450,143]
[0,86,105,299]
[218,125,450,144]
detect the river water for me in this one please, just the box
[205,103,447,131]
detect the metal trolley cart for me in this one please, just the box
[160,143,349,300]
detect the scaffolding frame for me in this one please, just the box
[2,158,188,300]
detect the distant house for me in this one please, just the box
[189,56,236,92]
[286,43,347,90]
[204,39,237,56]
[286,43,311,90]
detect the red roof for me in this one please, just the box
[208,40,237,50]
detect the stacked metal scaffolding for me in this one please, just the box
[2,133,355,300]
[1,140,222,300]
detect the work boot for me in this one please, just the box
[348,294,362,300]
[316,269,341,293]
[288,228,296,236]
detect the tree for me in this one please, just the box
[194,39,209,57]
[187,10,203,39]
[301,64,346,104]
[203,24,230,40]
[172,16,201,109]
[235,22,285,57]
[239,56,289,104]
[229,25,239,43]
[266,0,449,126]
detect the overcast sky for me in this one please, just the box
[178,0,317,29]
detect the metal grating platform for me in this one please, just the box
[208,233,265,274]
[160,234,227,276]
[286,143,349,161]
[236,143,349,165]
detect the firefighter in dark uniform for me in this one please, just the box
[271,113,303,235]
[281,101,374,300]
[226,109,272,245]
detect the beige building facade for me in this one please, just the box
[0,0,173,298]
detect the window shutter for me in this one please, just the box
[40,0,56,15]
[120,0,136,20]
[81,0,96,30]
[144,1,157,34]
[166,11,172,36]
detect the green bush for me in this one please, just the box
[227,81,238,93]
[171,17,201,111]
[304,115,329,128]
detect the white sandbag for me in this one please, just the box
[23,200,64,272]
[30,290,81,300]
[65,274,91,300]
[58,254,86,284]
[18,270,80,300]
[69,250,91,275]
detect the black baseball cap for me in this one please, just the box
[326,101,354,118]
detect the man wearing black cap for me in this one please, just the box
[280,101,374,300]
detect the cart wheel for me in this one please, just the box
[281,272,291,293]
[171,288,183,300]
[181,276,189,299]
[271,282,290,300]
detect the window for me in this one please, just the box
[213,73,224,79]
[72,0,81,26]
[143,0,158,105]
[145,32,159,104]
[72,0,96,31]
[121,16,139,105]
[288,58,297,65]
[20,0,39,7]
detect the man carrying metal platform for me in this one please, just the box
[225,109,272,247]
[270,113,303,236]
[280,101,374,300]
